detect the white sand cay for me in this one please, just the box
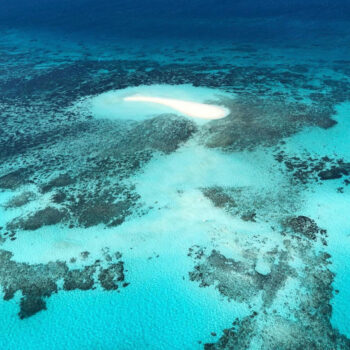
[123,95,229,120]
[81,84,233,121]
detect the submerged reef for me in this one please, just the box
[0,36,350,349]
[197,177,348,348]
[199,96,336,151]
[201,185,300,224]
[0,168,33,190]
[8,207,67,231]
[0,248,127,319]
[189,234,350,349]
[1,114,196,230]
[274,151,350,185]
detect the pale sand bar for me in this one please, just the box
[123,95,229,120]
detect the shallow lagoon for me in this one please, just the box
[0,9,350,349]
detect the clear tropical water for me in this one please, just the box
[0,1,350,349]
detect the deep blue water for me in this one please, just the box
[1,0,350,41]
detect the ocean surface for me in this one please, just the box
[0,1,350,349]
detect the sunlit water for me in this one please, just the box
[0,2,350,349]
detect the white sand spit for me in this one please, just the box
[123,95,229,120]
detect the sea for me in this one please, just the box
[0,1,349,349]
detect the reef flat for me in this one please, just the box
[0,29,349,349]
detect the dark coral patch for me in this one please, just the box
[125,114,197,154]
[201,187,237,209]
[4,191,35,208]
[77,200,132,228]
[0,249,127,319]
[274,151,350,184]
[189,245,350,350]
[8,207,67,231]
[0,168,31,190]
[318,163,350,180]
[41,173,75,193]
[284,215,324,241]
[200,97,337,151]
[189,248,294,306]
[98,262,125,290]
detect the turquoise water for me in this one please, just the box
[1,2,350,348]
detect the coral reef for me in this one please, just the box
[0,248,127,319]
